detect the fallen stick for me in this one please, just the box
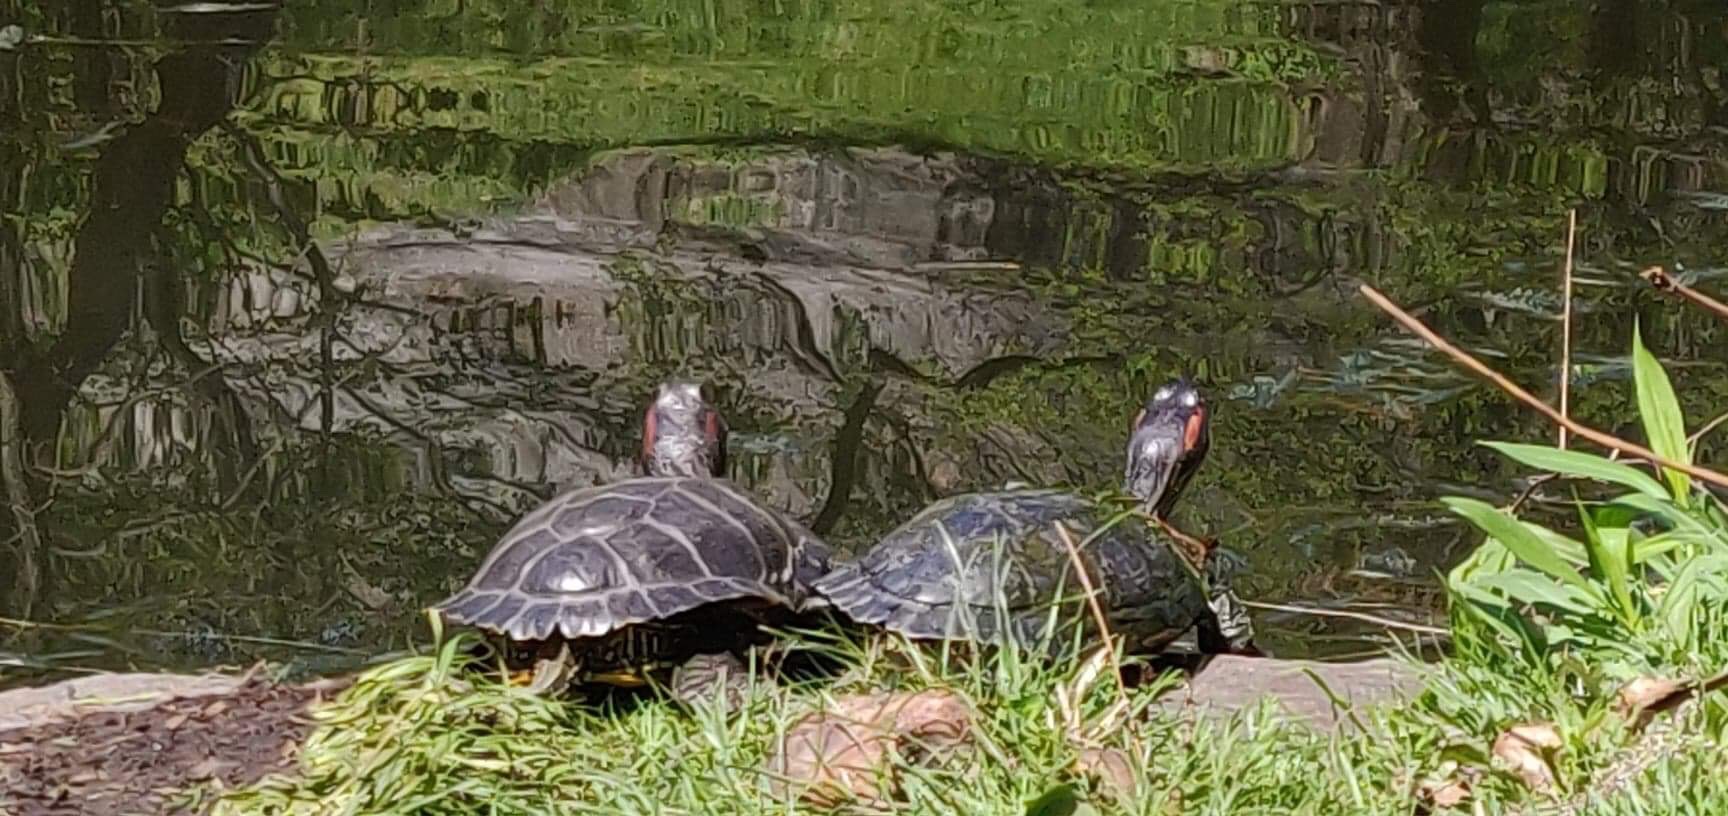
[1640,265,1728,324]
[1240,600,1450,636]
[1357,284,1728,492]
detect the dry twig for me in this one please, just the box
[1640,265,1728,324]
[1240,600,1450,636]
[1358,284,1728,491]
[1559,210,1577,449]
[1051,522,1130,706]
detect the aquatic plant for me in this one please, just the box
[1444,324,1728,677]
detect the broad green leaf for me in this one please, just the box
[1452,594,1542,653]
[1447,536,1516,588]
[1579,504,1636,627]
[1658,558,1702,651]
[1525,521,1589,567]
[1610,493,1728,549]
[1631,321,1691,507]
[1474,570,1598,616]
[1442,497,1599,598]
[1631,531,1700,565]
[1480,441,1670,500]
[1655,554,1728,652]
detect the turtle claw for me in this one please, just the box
[671,652,753,714]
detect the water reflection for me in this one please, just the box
[3,0,1728,685]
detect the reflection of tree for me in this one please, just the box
[1414,0,1487,123]
[0,8,278,615]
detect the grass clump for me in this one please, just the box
[202,327,1728,815]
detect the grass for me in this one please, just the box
[186,607,1728,815]
[193,327,1728,815]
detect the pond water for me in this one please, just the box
[2,0,1726,688]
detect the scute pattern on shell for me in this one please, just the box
[813,489,1210,649]
[436,476,823,642]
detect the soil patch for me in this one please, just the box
[0,675,344,816]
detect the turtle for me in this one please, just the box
[813,378,1257,659]
[433,380,834,708]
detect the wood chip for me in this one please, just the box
[1491,722,1562,792]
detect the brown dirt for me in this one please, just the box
[0,676,344,816]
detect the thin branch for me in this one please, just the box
[1358,284,1728,491]
[1051,521,1130,706]
[1640,265,1728,324]
[1241,600,1450,637]
[1688,409,1728,447]
[1507,472,1562,515]
[0,615,369,656]
[1559,209,1577,449]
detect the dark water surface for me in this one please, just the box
[2,0,1726,687]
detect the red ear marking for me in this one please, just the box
[642,402,658,465]
[1184,405,1207,450]
[704,409,723,444]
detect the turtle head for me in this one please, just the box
[1122,378,1210,517]
[642,380,728,478]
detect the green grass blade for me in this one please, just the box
[1632,320,1691,508]
[1480,441,1669,501]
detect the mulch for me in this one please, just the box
[0,676,345,816]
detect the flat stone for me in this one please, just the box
[0,671,249,731]
[1156,655,1428,734]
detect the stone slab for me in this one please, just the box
[0,671,250,732]
[1157,655,1428,734]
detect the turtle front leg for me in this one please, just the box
[515,641,578,694]
[1196,585,1263,657]
[670,652,754,714]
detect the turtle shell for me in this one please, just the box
[813,488,1209,651]
[436,476,832,648]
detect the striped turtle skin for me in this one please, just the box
[433,381,831,699]
[814,378,1255,656]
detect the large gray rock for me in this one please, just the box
[1157,655,1428,733]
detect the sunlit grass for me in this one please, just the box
[186,605,1728,816]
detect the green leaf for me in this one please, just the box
[1480,441,1670,500]
[1610,494,1728,550]
[1447,536,1516,589]
[1442,497,1600,599]
[1579,503,1637,628]
[1632,320,1691,507]
[1526,521,1589,567]
[1474,571,1598,616]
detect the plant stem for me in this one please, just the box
[1640,265,1728,324]
[1559,209,1576,449]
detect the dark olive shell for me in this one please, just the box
[813,488,1208,651]
[436,476,831,645]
